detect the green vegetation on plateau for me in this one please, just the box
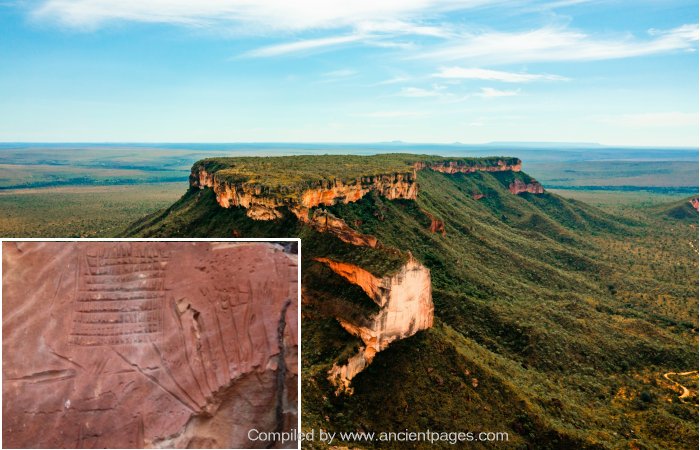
[194,153,520,190]
[126,154,698,449]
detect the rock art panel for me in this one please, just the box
[2,241,298,449]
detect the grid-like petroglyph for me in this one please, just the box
[69,245,169,346]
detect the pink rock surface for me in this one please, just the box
[2,242,298,449]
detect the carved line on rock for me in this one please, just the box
[69,244,168,347]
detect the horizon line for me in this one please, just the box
[0,141,697,150]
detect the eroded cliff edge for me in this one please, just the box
[190,155,532,221]
[316,256,434,394]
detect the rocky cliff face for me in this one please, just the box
[509,179,545,195]
[420,159,521,174]
[190,157,530,222]
[422,209,446,236]
[191,167,417,221]
[315,257,434,394]
[305,209,379,248]
[2,242,298,449]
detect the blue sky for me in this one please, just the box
[0,0,698,145]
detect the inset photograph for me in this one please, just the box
[2,240,299,449]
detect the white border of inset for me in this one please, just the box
[0,237,302,450]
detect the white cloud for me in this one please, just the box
[241,34,364,57]
[356,19,455,39]
[434,67,568,82]
[31,1,698,68]
[597,112,699,127]
[476,87,520,97]
[32,0,491,30]
[237,19,452,57]
[419,24,699,64]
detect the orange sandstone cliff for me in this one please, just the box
[190,158,533,223]
[315,256,434,394]
[509,178,545,195]
[191,167,417,221]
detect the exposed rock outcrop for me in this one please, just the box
[304,209,378,248]
[2,242,298,449]
[315,256,434,394]
[509,179,544,195]
[191,167,417,221]
[423,210,446,236]
[421,159,521,174]
[190,157,528,222]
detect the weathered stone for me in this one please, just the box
[509,178,545,195]
[2,241,298,449]
[192,167,417,221]
[316,256,434,393]
[304,209,378,248]
[422,159,521,174]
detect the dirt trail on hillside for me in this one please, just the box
[663,371,698,402]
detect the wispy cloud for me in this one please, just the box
[477,87,520,97]
[419,24,699,64]
[241,34,364,58]
[32,0,491,30]
[434,67,568,82]
[355,19,456,39]
[31,1,698,68]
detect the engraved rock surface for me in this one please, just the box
[2,242,298,449]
